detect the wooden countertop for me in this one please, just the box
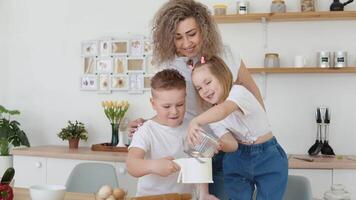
[14,187,95,200]
[11,145,127,162]
[288,154,356,169]
[11,146,356,169]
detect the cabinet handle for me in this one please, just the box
[35,162,42,168]
[118,167,126,174]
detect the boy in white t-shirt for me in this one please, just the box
[126,69,194,197]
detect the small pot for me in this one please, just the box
[68,138,79,149]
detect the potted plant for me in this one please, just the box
[0,105,30,176]
[57,120,88,149]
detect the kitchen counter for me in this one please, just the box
[11,146,356,169]
[11,145,127,162]
[288,154,356,169]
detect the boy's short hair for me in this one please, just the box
[150,69,186,95]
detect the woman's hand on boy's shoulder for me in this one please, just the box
[128,118,145,137]
[150,156,180,177]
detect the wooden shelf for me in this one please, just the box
[248,67,356,74]
[213,11,356,23]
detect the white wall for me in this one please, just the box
[1,0,356,155]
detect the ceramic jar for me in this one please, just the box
[271,0,286,13]
[213,4,227,16]
[301,0,316,12]
[237,1,249,14]
[264,53,280,68]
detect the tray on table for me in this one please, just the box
[91,143,128,152]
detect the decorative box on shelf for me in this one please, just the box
[91,143,128,152]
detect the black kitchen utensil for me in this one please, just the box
[308,108,323,156]
[330,0,354,11]
[1,167,15,185]
[321,108,335,155]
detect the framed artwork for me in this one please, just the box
[127,57,145,72]
[111,75,128,90]
[96,57,113,73]
[143,75,152,90]
[99,40,111,56]
[113,56,127,74]
[80,75,98,90]
[128,72,144,93]
[145,55,159,74]
[83,57,96,74]
[143,39,153,55]
[111,40,128,55]
[130,39,143,56]
[99,74,111,92]
[81,40,99,57]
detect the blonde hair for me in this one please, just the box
[192,56,233,110]
[152,0,223,64]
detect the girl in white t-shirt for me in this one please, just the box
[187,56,288,200]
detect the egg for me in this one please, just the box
[113,188,126,199]
[97,185,113,199]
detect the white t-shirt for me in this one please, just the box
[209,85,271,142]
[162,45,241,121]
[128,119,193,196]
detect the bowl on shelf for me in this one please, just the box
[29,184,66,200]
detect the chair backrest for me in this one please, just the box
[130,193,192,200]
[65,162,119,193]
[283,175,313,200]
[252,175,313,200]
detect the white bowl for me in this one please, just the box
[30,185,66,200]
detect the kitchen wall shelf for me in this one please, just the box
[213,11,356,23]
[248,67,356,74]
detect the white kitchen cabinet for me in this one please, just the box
[13,156,47,187]
[13,156,138,196]
[289,169,332,199]
[332,169,356,197]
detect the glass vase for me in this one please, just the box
[111,123,119,146]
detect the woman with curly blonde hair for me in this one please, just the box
[129,0,265,199]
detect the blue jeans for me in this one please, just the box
[223,137,288,200]
[209,151,229,200]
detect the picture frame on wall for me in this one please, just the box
[98,74,111,93]
[130,39,143,56]
[99,40,112,56]
[83,57,96,74]
[145,55,159,74]
[128,72,144,93]
[80,75,98,90]
[127,57,145,72]
[113,56,127,74]
[143,75,152,90]
[96,57,113,73]
[111,75,128,90]
[81,40,99,57]
[111,39,129,55]
[143,39,153,55]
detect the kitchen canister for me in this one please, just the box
[264,53,280,68]
[237,1,249,14]
[317,51,332,68]
[213,4,227,16]
[271,0,286,13]
[324,184,351,200]
[301,0,316,12]
[333,51,347,68]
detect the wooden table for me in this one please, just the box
[14,187,95,200]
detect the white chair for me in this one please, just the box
[252,175,313,200]
[65,162,119,193]
[283,175,313,200]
